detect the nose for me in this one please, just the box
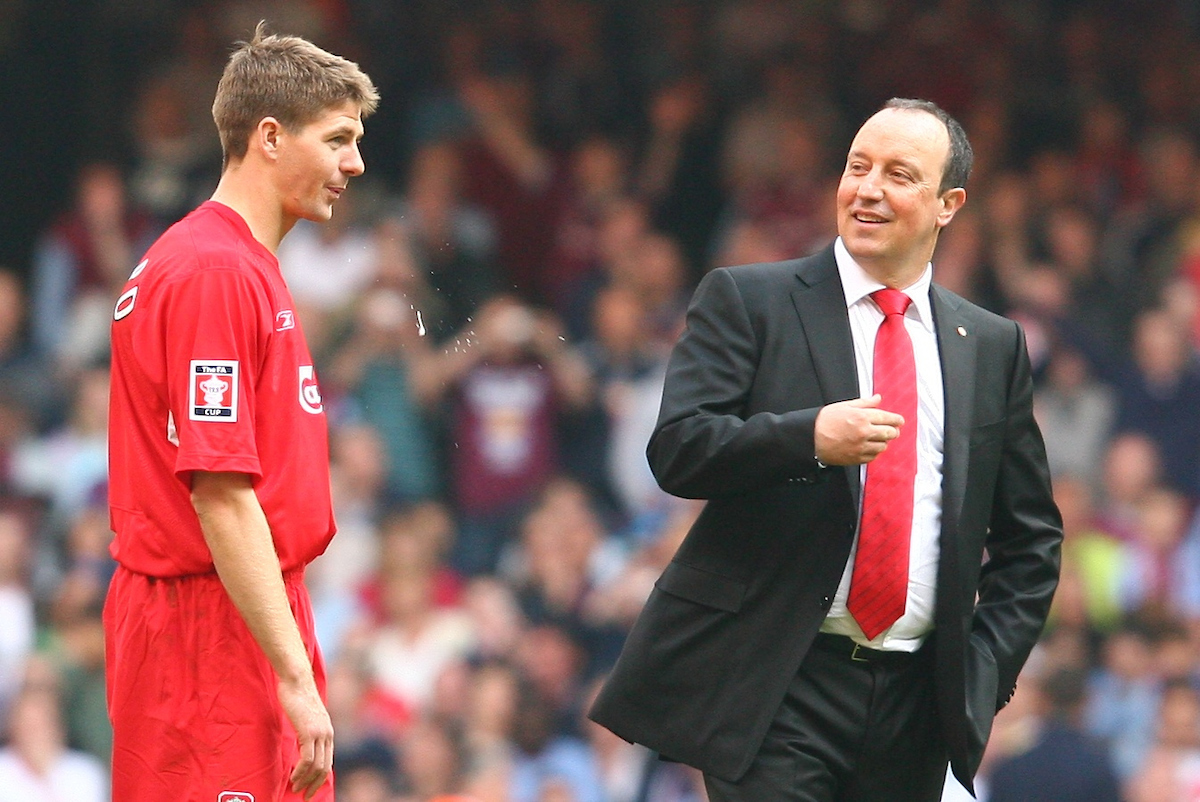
[343,142,365,177]
[857,169,884,200]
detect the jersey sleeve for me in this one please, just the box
[159,266,270,482]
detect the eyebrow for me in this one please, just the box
[327,122,364,140]
[846,150,924,175]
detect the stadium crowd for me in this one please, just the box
[3,0,1200,799]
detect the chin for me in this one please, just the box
[303,206,335,223]
[842,237,884,261]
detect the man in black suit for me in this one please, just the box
[589,98,1063,801]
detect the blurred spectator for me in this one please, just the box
[390,142,498,341]
[325,284,443,505]
[710,218,792,269]
[544,134,630,327]
[513,623,589,739]
[607,231,690,348]
[335,737,400,802]
[924,206,987,306]
[455,65,568,303]
[1153,622,1199,687]
[41,502,113,762]
[460,659,520,783]
[29,164,155,372]
[509,680,603,802]
[1094,432,1164,544]
[1116,486,1193,619]
[0,399,34,500]
[1097,128,1200,342]
[349,502,465,654]
[0,269,64,433]
[8,365,109,539]
[1174,506,1200,622]
[433,297,592,576]
[324,650,401,749]
[987,667,1121,802]
[1111,307,1200,495]
[125,70,222,232]
[1074,96,1143,220]
[573,284,670,519]
[310,422,391,632]
[1051,476,1123,633]
[0,671,108,802]
[711,1,807,87]
[0,507,35,726]
[977,169,1039,317]
[587,499,704,633]
[1039,203,1127,354]
[1085,623,1163,779]
[531,0,626,144]
[507,479,628,677]
[1034,341,1116,490]
[362,558,476,728]
[1126,680,1200,802]
[717,107,833,263]
[634,71,726,282]
[556,196,654,342]
[460,577,526,662]
[396,716,467,801]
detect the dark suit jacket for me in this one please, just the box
[589,245,1062,793]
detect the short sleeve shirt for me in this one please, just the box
[108,201,336,576]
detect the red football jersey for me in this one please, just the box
[108,201,336,576]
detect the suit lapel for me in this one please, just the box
[790,247,861,501]
[931,284,975,546]
[930,284,981,775]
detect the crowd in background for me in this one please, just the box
[4,0,1200,800]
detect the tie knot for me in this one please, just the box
[871,288,911,318]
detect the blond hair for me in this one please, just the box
[212,21,379,168]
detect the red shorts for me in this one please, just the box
[104,565,332,802]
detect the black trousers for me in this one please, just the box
[704,634,949,802]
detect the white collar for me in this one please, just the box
[833,237,935,332]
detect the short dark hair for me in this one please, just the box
[212,21,379,168]
[882,98,973,194]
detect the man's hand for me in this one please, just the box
[279,677,334,800]
[814,394,905,466]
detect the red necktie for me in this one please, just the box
[848,288,918,640]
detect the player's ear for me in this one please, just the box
[936,187,966,229]
[255,117,283,161]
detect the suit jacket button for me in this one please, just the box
[820,595,832,610]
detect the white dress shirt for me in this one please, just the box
[819,237,945,651]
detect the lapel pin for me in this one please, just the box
[956,326,967,337]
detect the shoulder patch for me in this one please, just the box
[189,360,239,422]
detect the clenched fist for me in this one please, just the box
[814,394,906,466]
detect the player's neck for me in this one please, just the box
[210,167,288,254]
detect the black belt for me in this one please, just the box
[810,632,925,666]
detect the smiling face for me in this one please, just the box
[836,107,966,287]
[274,99,365,225]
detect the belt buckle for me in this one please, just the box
[850,643,870,662]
